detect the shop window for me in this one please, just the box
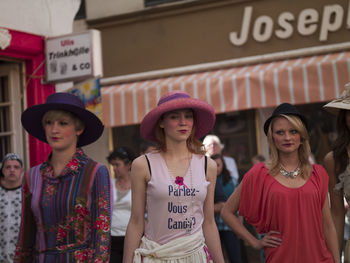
[0,76,11,161]
[113,124,142,156]
[211,110,257,179]
[145,0,184,7]
[0,64,24,163]
[296,102,336,164]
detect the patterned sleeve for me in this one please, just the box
[14,171,37,263]
[90,164,112,262]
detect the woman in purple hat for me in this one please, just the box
[221,103,340,263]
[123,91,224,262]
[15,93,112,262]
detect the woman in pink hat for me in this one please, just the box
[324,83,350,262]
[15,92,112,262]
[123,91,224,262]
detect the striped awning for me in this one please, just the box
[101,50,350,127]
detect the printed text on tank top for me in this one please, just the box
[162,153,197,233]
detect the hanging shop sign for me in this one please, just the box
[45,30,103,83]
[229,2,350,46]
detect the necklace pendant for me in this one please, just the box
[280,164,300,179]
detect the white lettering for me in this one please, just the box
[229,6,253,46]
[275,12,294,39]
[229,3,350,46]
[253,16,274,42]
[298,9,319,36]
[320,4,344,41]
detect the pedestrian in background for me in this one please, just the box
[107,146,136,263]
[324,83,350,262]
[0,153,24,262]
[221,103,340,263]
[211,154,241,263]
[203,135,240,183]
[15,92,112,262]
[123,90,224,262]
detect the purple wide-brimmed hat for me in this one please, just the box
[140,91,215,142]
[21,92,104,147]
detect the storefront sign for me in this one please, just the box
[45,30,103,83]
[230,2,350,46]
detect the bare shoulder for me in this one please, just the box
[206,156,218,182]
[131,155,151,181]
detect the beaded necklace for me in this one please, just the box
[280,162,301,179]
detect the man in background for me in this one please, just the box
[0,153,24,262]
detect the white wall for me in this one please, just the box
[0,0,81,36]
[0,0,111,166]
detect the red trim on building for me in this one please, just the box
[0,28,55,167]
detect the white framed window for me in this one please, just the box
[0,63,25,165]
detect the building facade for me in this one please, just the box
[89,0,349,171]
[0,0,82,167]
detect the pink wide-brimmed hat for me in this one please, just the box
[140,91,216,142]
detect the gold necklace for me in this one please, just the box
[280,163,301,179]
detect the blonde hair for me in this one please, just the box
[154,111,206,155]
[42,110,85,132]
[266,114,311,178]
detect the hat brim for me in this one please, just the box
[323,101,349,115]
[21,103,103,147]
[264,113,308,135]
[140,98,215,142]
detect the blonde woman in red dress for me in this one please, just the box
[221,103,340,263]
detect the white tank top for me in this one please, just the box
[111,180,132,236]
[144,152,210,245]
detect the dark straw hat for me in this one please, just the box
[263,103,307,135]
[21,92,104,147]
[140,90,215,142]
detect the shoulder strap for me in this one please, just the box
[205,156,207,176]
[145,154,152,176]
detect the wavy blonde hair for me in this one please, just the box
[266,114,312,178]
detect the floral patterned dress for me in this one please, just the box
[14,150,112,263]
[0,184,22,262]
